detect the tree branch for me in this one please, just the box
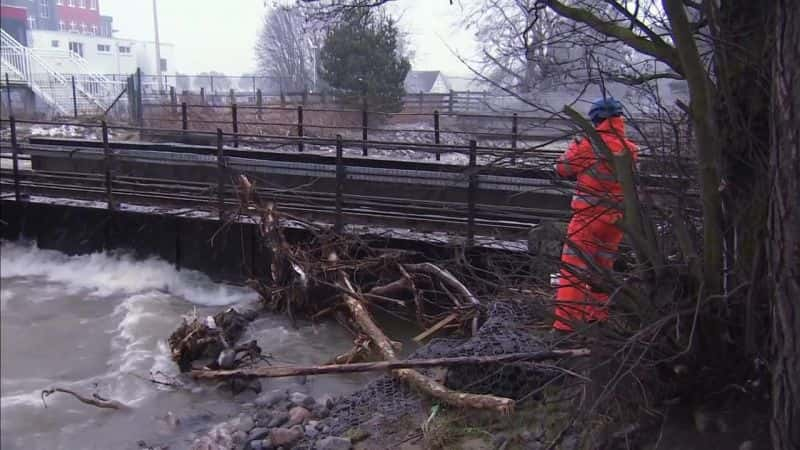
[538,0,683,75]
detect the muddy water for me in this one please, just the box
[0,241,368,450]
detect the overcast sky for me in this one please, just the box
[101,0,479,76]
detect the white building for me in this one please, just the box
[28,29,176,77]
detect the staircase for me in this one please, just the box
[1,29,126,117]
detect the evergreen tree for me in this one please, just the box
[319,10,410,111]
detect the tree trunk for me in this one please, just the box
[770,1,800,448]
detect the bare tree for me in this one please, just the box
[770,0,800,447]
[255,6,319,93]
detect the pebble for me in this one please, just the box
[248,440,264,450]
[315,436,353,450]
[255,389,288,408]
[269,427,303,447]
[739,441,754,450]
[288,406,312,426]
[307,420,320,430]
[312,404,330,419]
[255,411,273,427]
[290,392,316,408]
[232,430,247,445]
[267,411,289,428]
[248,427,270,441]
[317,394,336,409]
[217,349,236,369]
[260,437,274,450]
[236,416,255,433]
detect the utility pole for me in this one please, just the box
[152,0,163,92]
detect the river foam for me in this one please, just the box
[0,240,257,306]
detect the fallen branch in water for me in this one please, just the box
[40,388,129,410]
[191,348,590,379]
[335,262,516,414]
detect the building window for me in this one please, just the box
[27,17,37,29]
[59,20,66,31]
[57,0,63,5]
[70,20,76,32]
[51,40,60,47]
[97,44,110,52]
[160,58,168,72]
[90,0,96,10]
[80,22,87,33]
[78,0,85,8]
[40,0,49,18]
[68,41,84,57]
[68,0,75,7]
[90,25,97,35]
[118,46,131,54]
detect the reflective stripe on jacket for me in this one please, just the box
[555,116,638,212]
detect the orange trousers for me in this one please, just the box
[553,208,623,331]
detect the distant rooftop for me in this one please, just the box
[404,70,447,93]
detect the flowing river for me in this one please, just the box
[0,241,369,450]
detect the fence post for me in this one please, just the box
[4,73,12,117]
[126,75,134,120]
[511,112,518,164]
[256,89,263,119]
[136,68,143,126]
[467,139,477,247]
[9,116,21,202]
[231,103,239,148]
[302,88,308,105]
[101,121,114,210]
[335,134,344,234]
[169,86,176,111]
[434,110,441,161]
[210,75,215,97]
[362,101,368,156]
[181,102,188,130]
[252,76,257,96]
[216,128,225,220]
[229,88,235,105]
[418,91,423,111]
[200,87,206,105]
[297,105,304,152]
[448,89,454,113]
[71,75,78,118]
[280,89,286,106]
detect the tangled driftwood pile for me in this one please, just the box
[168,175,586,413]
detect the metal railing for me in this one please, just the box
[0,29,126,116]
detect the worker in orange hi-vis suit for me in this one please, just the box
[552,97,638,331]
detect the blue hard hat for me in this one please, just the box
[589,97,624,123]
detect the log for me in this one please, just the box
[403,263,479,305]
[368,277,413,298]
[190,349,591,379]
[337,269,515,413]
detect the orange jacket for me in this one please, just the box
[555,116,638,212]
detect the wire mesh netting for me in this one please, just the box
[295,301,558,448]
